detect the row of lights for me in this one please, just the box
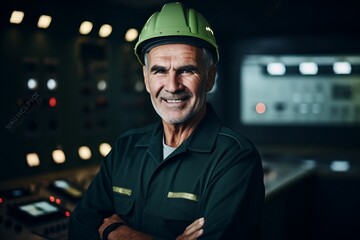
[28,78,58,90]
[267,61,352,75]
[9,10,139,41]
[10,11,52,28]
[26,143,112,167]
[27,78,108,92]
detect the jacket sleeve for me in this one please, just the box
[199,146,265,240]
[68,150,115,240]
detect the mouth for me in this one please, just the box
[161,94,190,103]
[165,99,183,103]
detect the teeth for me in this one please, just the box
[166,99,182,103]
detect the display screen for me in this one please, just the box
[50,179,83,200]
[19,200,59,217]
[9,199,65,223]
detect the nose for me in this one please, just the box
[165,71,182,93]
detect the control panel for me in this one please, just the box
[0,165,99,240]
[240,55,360,125]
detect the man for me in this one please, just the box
[68,2,264,240]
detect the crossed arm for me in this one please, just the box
[98,214,204,240]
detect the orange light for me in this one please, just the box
[49,196,55,202]
[55,198,61,204]
[65,211,71,217]
[49,97,57,107]
[255,102,267,114]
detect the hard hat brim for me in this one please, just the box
[136,36,218,65]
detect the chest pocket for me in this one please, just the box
[113,186,135,218]
[160,192,199,236]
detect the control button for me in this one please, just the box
[299,103,309,114]
[274,102,286,112]
[312,103,322,114]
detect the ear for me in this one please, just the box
[206,65,216,92]
[143,65,150,93]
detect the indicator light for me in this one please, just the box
[49,97,57,107]
[255,102,267,114]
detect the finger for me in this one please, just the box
[184,218,204,235]
[109,214,122,221]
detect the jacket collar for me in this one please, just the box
[135,103,222,161]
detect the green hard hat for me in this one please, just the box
[134,2,219,65]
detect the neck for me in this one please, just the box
[163,105,207,148]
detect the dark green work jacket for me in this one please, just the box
[68,105,264,239]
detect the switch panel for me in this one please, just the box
[240,55,360,125]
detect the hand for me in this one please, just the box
[98,214,124,240]
[176,217,205,240]
[98,214,152,240]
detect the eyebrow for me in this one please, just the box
[150,64,199,73]
[150,65,166,73]
[177,65,199,73]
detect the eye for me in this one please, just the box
[178,66,198,75]
[154,69,166,74]
[179,69,193,74]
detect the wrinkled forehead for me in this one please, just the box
[146,44,203,65]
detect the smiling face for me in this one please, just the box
[143,44,215,125]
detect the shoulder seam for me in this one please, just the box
[218,132,243,149]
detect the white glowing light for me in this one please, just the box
[299,62,318,75]
[99,143,112,157]
[10,11,24,24]
[99,24,112,38]
[37,15,52,29]
[27,79,38,90]
[47,79,57,90]
[79,21,93,35]
[26,153,40,167]
[125,28,139,42]
[267,62,286,75]
[52,149,66,164]
[333,62,351,74]
[78,146,92,160]
[97,80,107,91]
[330,160,350,172]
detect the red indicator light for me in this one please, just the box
[65,211,71,217]
[55,198,61,204]
[49,196,55,202]
[255,102,267,114]
[0,197,3,204]
[49,97,57,107]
